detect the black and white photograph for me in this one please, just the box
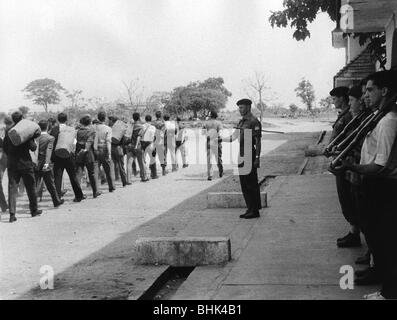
[1,0,397,307]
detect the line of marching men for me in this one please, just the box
[0,110,189,223]
[325,70,397,299]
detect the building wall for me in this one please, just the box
[347,36,367,63]
[385,13,397,69]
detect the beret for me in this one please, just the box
[236,98,252,106]
[329,86,349,97]
[348,86,363,100]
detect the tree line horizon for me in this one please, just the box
[4,75,335,123]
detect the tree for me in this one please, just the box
[269,0,337,41]
[144,92,171,115]
[122,78,145,112]
[22,78,65,112]
[295,78,315,112]
[244,72,275,123]
[65,89,83,108]
[199,77,232,97]
[23,78,64,113]
[289,103,298,115]
[268,0,386,67]
[319,96,333,110]
[166,77,232,119]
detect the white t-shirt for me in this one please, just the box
[142,123,156,142]
[361,111,397,176]
[164,120,176,133]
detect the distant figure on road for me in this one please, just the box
[129,112,149,182]
[108,116,130,187]
[224,99,262,219]
[0,116,11,213]
[141,115,158,179]
[94,112,115,192]
[163,114,178,173]
[203,111,223,180]
[76,115,101,198]
[35,120,64,208]
[153,111,167,176]
[176,117,188,169]
[50,113,85,202]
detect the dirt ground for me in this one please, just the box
[0,119,332,300]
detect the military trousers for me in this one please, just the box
[238,164,261,213]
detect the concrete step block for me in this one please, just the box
[207,192,268,208]
[135,237,231,266]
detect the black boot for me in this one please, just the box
[9,214,17,223]
[31,210,43,217]
[239,210,251,218]
[355,267,381,286]
[150,164,159,179]
[337,232,361,248]
[241,211,260,219]
[355,250,371,265]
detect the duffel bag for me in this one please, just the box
[8,119,41,146]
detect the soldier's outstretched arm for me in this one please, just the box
[225,129,239,143]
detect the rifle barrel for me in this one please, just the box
[262,129,285,134]
[232,127,284,134]
[324,110,369,154]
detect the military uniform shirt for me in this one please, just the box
[330,108,352,142]
[236,113,262,156]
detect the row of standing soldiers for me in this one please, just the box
[0,110,189,223]
[326,70,397,299]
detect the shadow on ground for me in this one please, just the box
[15,132,320,299]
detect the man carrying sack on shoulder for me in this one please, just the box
[3,111,42,222]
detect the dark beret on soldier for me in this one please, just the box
[329,86,349,98]
[236,98,252,106]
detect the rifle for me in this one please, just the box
[334,111,377,153]
[232,127,284,134]
[262,129,285,134]
[323,109,371,157]
[330,93,397,170]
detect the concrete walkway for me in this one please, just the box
[171,174,376,300]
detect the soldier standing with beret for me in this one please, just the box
[328,86,360,248]
[224,99,262,219]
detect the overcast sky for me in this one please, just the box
[0,0,345,112]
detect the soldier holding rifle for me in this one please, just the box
[327,86,362,249]
[333,70,397,299]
